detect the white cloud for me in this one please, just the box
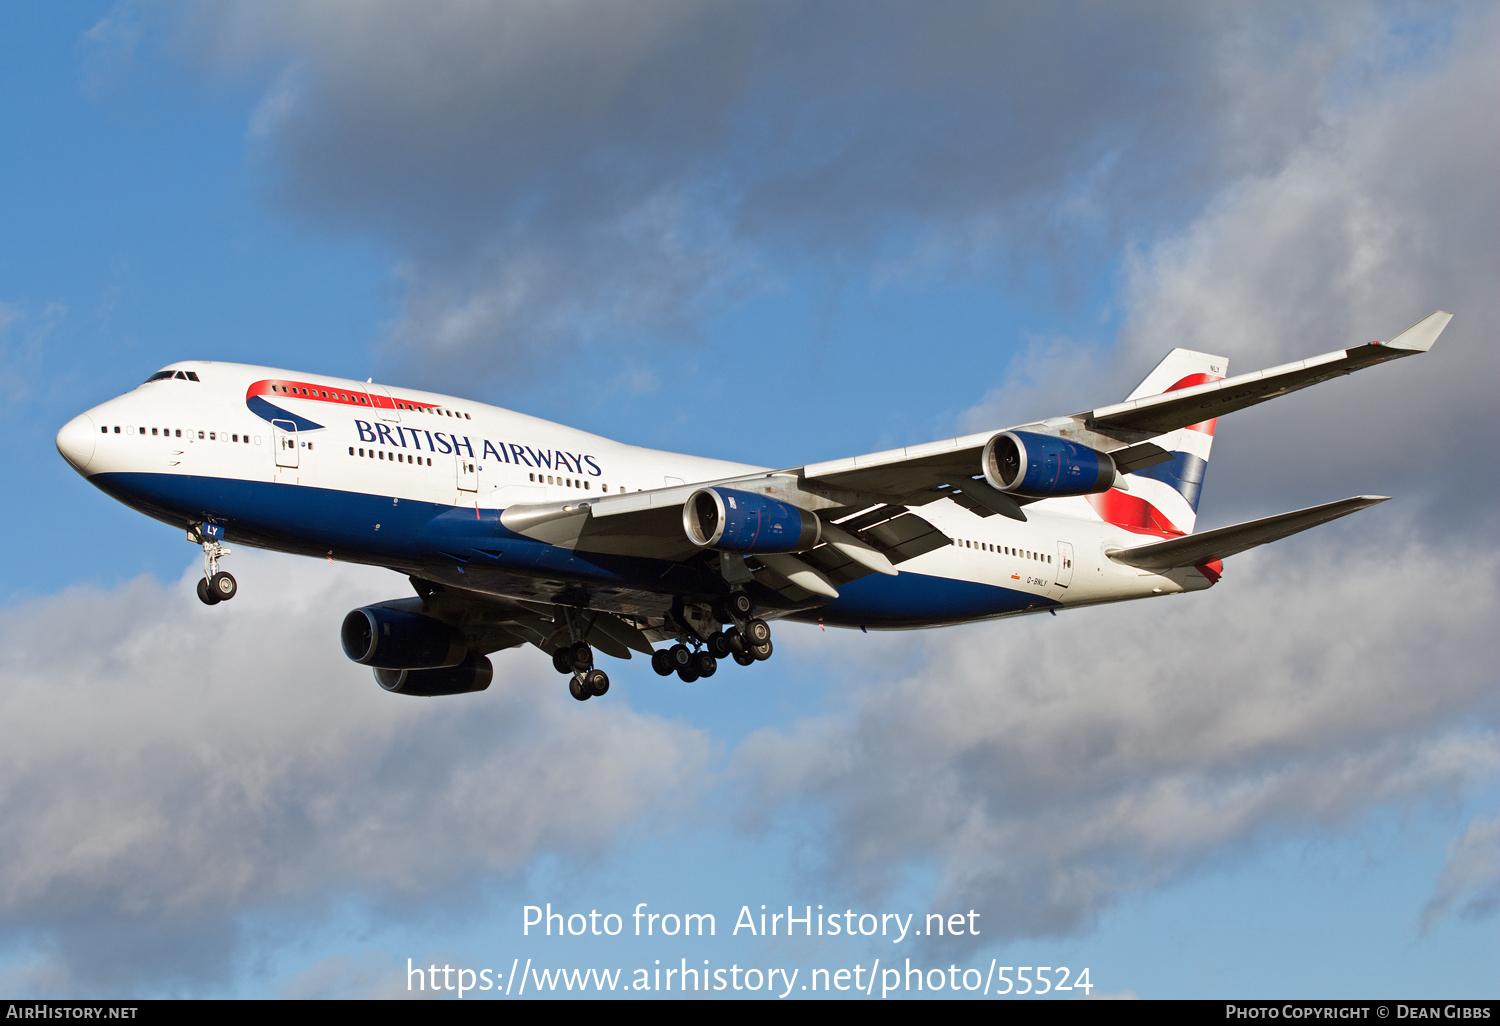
[737,534,1500,944]
[735,12,1500,943]
[0,551,708,991]
[1421,812,1500,932]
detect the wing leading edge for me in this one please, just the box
[1084,312,1451,440]
[797,311,1450,501]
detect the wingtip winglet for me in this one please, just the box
[1384,310,1452,352]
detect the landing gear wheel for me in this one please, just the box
[210,571,237,601]
[745,618,771,645]
[552,649,573,674]
[707,631,733,658]
[196,578,220,606]
[692,651,717,678]
[567,641,593,672]
[732,650,756,667]
[651,650,675,676]
[727,592,754,618]
[568,676,591,701]
[677,667,700,683]
[667,643,693,670]
[585,669,610,696]
[751,639,773,661]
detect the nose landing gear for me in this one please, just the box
[192,524,236,606]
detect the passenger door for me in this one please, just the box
[368,383,402,423]
[273,420,298,468]
[1055,541,1074,587]
[456,453,478,494]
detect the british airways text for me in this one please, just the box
[354,419,602,475]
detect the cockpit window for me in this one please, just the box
[146,371,175,382]
[145,369,201,383]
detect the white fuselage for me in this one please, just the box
[56,361,1212,629]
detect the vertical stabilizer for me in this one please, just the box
[1087,348,1228,536]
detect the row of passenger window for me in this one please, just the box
[103,425,253,443]
[530,472,593,490]
[272,384,367,404]
[953,537,1052,564]
[526,472,638,494]
[394,401,471,420]
[269,381,476,423]
[350,447,432,466]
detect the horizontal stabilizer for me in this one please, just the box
[1106,495,1390,570]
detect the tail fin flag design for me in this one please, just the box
[1087,348,1227,536]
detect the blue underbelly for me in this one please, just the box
[88,472,1053,628]
[89,472,711,592]
[803,571,1054,628]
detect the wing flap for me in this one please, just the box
[1106,495,1389,570]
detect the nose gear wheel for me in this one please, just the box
[194,532,236,606]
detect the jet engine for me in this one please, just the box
[983,430,1117,498]
[340,606,468,669]
[683,487,821,553]
[374,653,493,696]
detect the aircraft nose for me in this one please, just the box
[56,413,97,473]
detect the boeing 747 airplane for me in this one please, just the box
[55,312,1451,701]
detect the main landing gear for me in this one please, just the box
[551,619,610,701]
[193,526,237,606]
[651,592,773,682]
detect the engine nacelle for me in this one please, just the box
[341,606,468,669]
[683,487,821,553]
[983,430,1116,498]
[374,653,493,696]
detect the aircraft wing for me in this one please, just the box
[1104,495,1389,570]
[502,486,951,602]
[796,311,1451,501]
[396,582,658,661]
[499,312,1445,595]
[1081,311,1451,439]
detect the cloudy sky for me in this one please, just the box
[1,0,1495,998]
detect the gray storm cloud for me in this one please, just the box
[177,0,1391,384]
[0,552,708,991]
[961,4,1499,526]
